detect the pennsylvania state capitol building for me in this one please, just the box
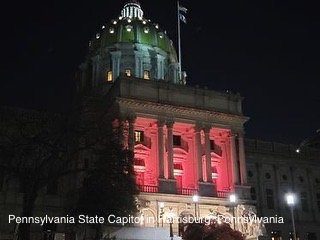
[1,1,320,240]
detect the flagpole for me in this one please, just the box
[177,0,182,82]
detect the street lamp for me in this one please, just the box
[286,193,297,240]
[229,193,237,230]
[192,195,199,218]
[167,210,175,240]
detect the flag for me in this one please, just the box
[179,5,188,24]
[179,6,188,13]
[179,14,187,24]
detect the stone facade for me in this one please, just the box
[246,139,320,240]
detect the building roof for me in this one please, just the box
[89,2,177,62]
[299,129,320,150]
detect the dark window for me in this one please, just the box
[307,232,317,240]
[315,178,320,184]
[251,187,257,200]
[210,140,215,150]
[282,175,288,181]
[174,163,183,170]
[316,193,320,212]
[299,176,304,183]
[266,188,274,209]
[134,158,145,166]
[135,131,144,143]
[173,135,181,146]
[301,192,309,212]
[248,170,253,178]
[265,173,271,179]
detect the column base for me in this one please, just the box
[198,182,216,197]
[235,185,251,200]
[158,178,177,194]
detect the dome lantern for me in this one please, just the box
[121,1,144,19]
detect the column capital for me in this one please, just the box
[127,113,137,123]
[203,125,212,134]
[237,131,245,138]
[228,132,237,138]
[194,124,202,133]
[157,117,166,127]
[110,50,122,58]
[166,119,174,128]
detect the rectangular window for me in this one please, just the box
[125,69,131,77]
[107,71,113,82]
[210,140,215,150]
[135,131,144,143]
[301,192,309,212]
[143,70,150,80]
[173,135,181,146]
[251,187,257,200]
[266,188,274,209]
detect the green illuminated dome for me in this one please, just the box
[90,9,178,62]
[80,1,181,90]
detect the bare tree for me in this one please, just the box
[0,95,117,239]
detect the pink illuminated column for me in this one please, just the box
[158,119,165,179]
[204,127,212,183]
[166,121,174,179]
[230,133,240,185]
[194,125,203,182]
[128,116,136,151]
[238,132,247,185]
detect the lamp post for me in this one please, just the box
[286,193,297,240]
[192,195,199,218]
[229,193,237,230]
[167,210,175,240]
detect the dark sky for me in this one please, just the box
[1,0,320,144]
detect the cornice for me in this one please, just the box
[116,97,249,128]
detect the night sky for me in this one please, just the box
[2,0,320,144]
